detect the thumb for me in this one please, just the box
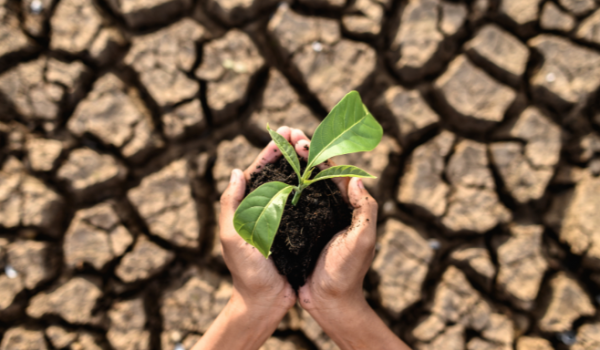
[219,169,246,237]
[346,177,377,245]
[348,177,375,209]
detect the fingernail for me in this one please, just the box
[297,139,309,148]
[276,126,288,134]
[230,169,241,183]
[357,179,364,189]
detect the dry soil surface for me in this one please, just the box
[1,0,600,349]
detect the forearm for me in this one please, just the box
[309,295,411,350]
[192,290,283,350]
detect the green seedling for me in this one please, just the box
[233,91,383,258]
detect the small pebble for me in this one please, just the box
[382,200,396,215]
[557,331,576,345]
[546,72,556,83]
[428,239,441,250]
[174,343,185,350]
[30,0,43,14]
[222,59,234,69]
[233,62,247,73]
[170,331,182,342]
[5,265,18,279]
[312,41,323,52]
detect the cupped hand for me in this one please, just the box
[205,127,405,350]
[218,127,297,316]
[290,129,378,314]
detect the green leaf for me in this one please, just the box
[306,91,383,171]
[305,165,375,185]
[267,124,302,181]
[233,181,294,258]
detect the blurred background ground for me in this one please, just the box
[1,0,600,349]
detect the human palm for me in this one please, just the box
[288,129,378,311]
[218,127,298,312]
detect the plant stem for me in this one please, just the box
[291,188,303,206]
[293,168,314,206]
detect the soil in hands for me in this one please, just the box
[247,157,353,290]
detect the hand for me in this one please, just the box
[291,128,377,314]
[219,126,296,315]
[194,127,297,350]
[290,129,410,350]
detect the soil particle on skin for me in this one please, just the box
[248,157,353,290]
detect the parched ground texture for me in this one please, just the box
[1,0,600,349]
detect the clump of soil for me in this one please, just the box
[247,157,353,290]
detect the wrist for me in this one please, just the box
[305,296,410,350]
[233,282,295,319]
[303,288,367,318]
[192,289,289,350]
[228,289,286,330]
[305,293,404,350]
[308,291,371,328]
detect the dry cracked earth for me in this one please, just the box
[1,0,600,349]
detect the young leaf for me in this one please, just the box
[267,124,302,181]
[233,181,294,258]
[307,91,383,171]
[305,165,375,185]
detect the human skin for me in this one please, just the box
[293,130,411,350]
[192,127,297,350]
[194,127,411,350]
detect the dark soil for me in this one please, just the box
[247,157,353,290]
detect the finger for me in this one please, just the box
[243,126,292,181]
[346,177,378,248]
[295,139,310,161]
[291,128,310,146]
[219,169,247,242]
[295,139,350,201]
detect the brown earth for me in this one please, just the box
[1,0,600,349]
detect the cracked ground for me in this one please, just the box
[1,0,600,349]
